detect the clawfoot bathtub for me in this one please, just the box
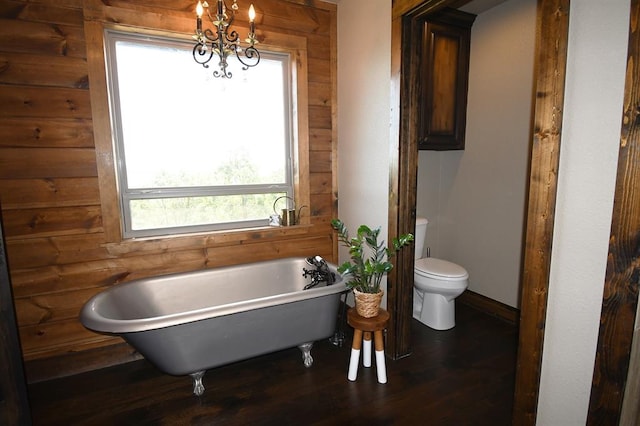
[80,257,345,395]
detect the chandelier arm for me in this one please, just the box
[192,42,215,68]
[235,45,260,70]
[201,28,218,43]
[224,29,240,45]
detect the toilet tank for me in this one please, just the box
[415,217,428,259]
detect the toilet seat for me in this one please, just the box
[415,257,468,281]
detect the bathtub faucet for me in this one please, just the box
[303,256,336,290]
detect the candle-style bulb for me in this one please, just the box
[249,4,255,22]
[196,1,203,17]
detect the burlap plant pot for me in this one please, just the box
[353,289,384,318]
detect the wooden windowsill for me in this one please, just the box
[103,223,315,256]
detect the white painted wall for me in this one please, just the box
[537,1,629,423]
[336,0,392,305]
[416,0,536,308]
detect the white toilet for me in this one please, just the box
[413,217,469,330]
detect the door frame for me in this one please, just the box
[588,1,640,423]
[387,0,570,424]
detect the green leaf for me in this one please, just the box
[331,218,414,293]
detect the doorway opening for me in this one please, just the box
[387,0,570,423]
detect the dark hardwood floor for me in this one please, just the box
[28,304,517,425]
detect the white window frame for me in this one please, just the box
[103,29,297,239]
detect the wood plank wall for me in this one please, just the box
[0,0,337,381]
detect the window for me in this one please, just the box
[104,30,295,238]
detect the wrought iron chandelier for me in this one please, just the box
[193,0,260,78]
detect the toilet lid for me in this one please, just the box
[415,257,468,280]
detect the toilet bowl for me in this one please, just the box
[413,218,469,330]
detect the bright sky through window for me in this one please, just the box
[114,40,288,189]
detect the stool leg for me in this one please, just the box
[363,331,372,368]
[348,329,363,381]
[374,330,387,384]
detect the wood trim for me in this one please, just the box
[281,0,337,12]
[512,1,569,424]
[291,41,311,226]
[387,11,403,359]
[329,5,339,261]
[25,341,142,383]
[84,20,121,242]
[588,1,639,423]
[393,0,456,19]
[620,300,640,423]
[458,291,519,325]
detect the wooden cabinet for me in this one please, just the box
[418,8,475,151]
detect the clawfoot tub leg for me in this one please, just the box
[298,342,314,368]
[190,371,206,396]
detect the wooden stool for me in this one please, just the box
[347,307,390,384]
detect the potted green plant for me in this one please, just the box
[331,218,414,317]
